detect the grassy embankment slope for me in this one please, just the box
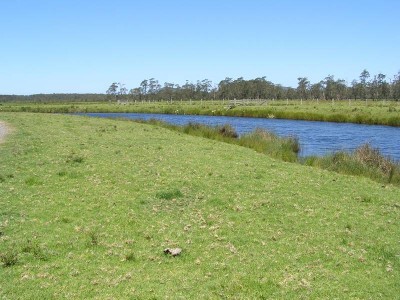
[0,112,399,299]
[1,99,400,126]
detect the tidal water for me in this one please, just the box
[80,113,400,161]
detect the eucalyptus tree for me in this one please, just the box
[274,84,284,100]
[181,80,196,101]
[129,87,141,102]
[233,77,246,99]
[285,87,297,100]
[310,81,324,100]
[392,71,400,100]
[162,82,175,101]
[370,75,379,100]
[335,79,347,100]
[218,77,234,100]
[359,69,370,100]
[118,84,128,101]
[297,77,310,101]
[376,73,390,100]
[260,79,275,99]
[351,80,362,100]
[196,79,212,99]
[323,75,336,100]
[106,82,119,102]
[140,80,148,100]
[148,78,161,100]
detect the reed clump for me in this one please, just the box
[238,128,299,162]
[304,143,400,185]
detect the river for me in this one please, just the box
[80,113,400,161]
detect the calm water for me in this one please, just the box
[81,113,400,161]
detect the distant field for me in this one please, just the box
[1,99,400,126]
[0,112,399,299]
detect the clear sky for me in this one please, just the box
[1,0,399,95]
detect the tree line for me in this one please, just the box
[107,69,400,102]
[1,69,399,103]
[0,93,106,103]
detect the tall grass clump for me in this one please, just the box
[304,143,400,185]
[182,123,238,140]
[0,248,18,267]
[238,128,300,162]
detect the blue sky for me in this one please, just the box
[1,0,399,94]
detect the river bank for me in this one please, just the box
[0,112,399,298]
[81,112,400,161]
[1,99,400,126]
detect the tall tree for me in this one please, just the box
[359,69,370,100]
[148,78,161,99]
[106,82,119,101]
[118,84,128,101]
[392,71,400,100]
[140,80,148,100]
[297,77,310,100]
[377,73,389,100]
[335,79,347,100]
[323,75,336,100]
[310,81,324,100]
[129,87,141,102]
[351,80,362,100]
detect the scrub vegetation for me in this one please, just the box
[0,112,399,299]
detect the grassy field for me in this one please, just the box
[0,112,399,299]
[1,99,400,126]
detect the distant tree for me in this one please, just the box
[351,80,362,100]
[218,77,234,100]
[323,75,336,100]
[148,78,161,100]
[140,80,148,100]
[118,84,128,101]
[392,71,400,100]
[181,80,196,100]
[286,87,297,100]
[106,82,119,101]
[335,79,347,100]
[377,73,389,100]
[359,69,370,100]
[310,81,324,100]
[162,82,175,101]
[297,77,310,100]
[129,88,141,102]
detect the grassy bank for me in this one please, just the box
[138,120,300,163]
[131,119,400,186]
[0,112,399,299]
[1,99,400,126]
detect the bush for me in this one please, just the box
[218,124,238,138]
[354,144,394,175]
[1,249,18,267]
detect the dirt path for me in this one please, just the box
[0,121,10,144]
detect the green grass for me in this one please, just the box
[133,119,400,185]
[1,99,400,126]
[136,120,300,163]
[0,112,399,299]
